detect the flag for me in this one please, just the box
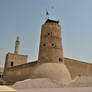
[46,10,49,16]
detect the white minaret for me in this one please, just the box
[14,36,20,54]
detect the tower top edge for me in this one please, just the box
[45,19,59,24]
[17,36,20,41]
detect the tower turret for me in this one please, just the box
[14,36,20,54]
[38,19,64,63]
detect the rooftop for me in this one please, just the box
[45,19,59,24]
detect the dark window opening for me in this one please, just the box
[52,43,54,46]
[59,58,62,62]
[43,44,46,46]
[0,75,1,78]
[48,33,50,35]
[11,62,14,66]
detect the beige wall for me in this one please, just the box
[3,62,37,83]
[64,58,92,79]
[3,58,92,84]
[5,53,27,69]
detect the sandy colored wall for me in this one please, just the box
[64,58,92,79]
[3,58,92,84]
[5,53,28,69]
[3,62,37,83]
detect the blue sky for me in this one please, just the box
[0,0,92,66]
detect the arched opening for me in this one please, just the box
[59,58,62,62]
[11,62,14,67]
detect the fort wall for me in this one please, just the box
[3,61,37,83]
[64,58,92,79]
[3,58,92,84]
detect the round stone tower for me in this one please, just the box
[38,19,64,63]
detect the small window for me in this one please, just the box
[0,75,1,78]
[59,58,62,62]
[11,62,14,66]
[43,44,46,46]
[48,33,50,35]
[52,43,54,46]
[52,43,55,47]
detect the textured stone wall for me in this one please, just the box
[4,53,28,69]
[3,58,92,84]
[3,62,37,83]
[64,58,92,79]
[38,20,64,63]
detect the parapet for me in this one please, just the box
[45,19,59,24]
